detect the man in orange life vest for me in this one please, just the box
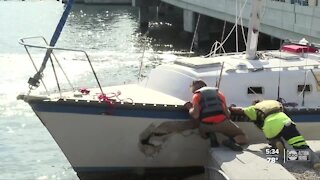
[184,80,248,151]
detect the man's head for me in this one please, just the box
[252,99,262,105]
[190,80,207,93]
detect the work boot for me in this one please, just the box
[269,138,285,156]
[275,140,285,157]
[222,138,243,151]
[313,162,320,171]
[309,149,320,171]
[208,133,219,147]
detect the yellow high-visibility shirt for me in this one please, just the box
[243,106,292,138]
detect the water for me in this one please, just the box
[0,1,187,179]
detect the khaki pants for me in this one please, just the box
[199,119,245,138]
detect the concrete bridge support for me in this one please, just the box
[69,0,131,4]
[183,9,195,33]
[133,0,160,33]
[183,9,226,51]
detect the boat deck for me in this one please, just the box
[49,84,187,105]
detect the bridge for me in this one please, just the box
[134,0,320,44]
[67,0,131,4]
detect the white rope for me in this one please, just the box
[219,20,227,54]
[235,0,239,52]
[224,0,248,50]
[275,53,312,105]
[298,70,311,97]
[301,56,311,106]
[249,87,264,101]
[189,14,201,56]
[138,32,149,82]
[204,41,226,57]
[281,69,311,107]
[239,0,247,46]
[261,0,267,19]
[204,0,248,57]
[277,52,282,100]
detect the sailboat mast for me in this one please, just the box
[246,0,265,60]
[27,0,74,88]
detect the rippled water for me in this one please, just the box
[0,1,186,179]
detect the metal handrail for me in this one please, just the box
[20,37,50,96]
[19,36,105,97]
[19,36,90,54]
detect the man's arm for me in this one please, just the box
[229,106,245,115]
[183,102,201,129]
[184,101,201,120]
[186,93,202,120]
[189,104,201,119]
[218,91,231,118]
[230,106,257,121]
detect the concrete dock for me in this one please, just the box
[206,141,320,180]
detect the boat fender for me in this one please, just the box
[79,88,90,95]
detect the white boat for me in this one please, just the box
[17,0,320,179]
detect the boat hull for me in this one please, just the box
[29,99,210,178]
[28,98,320,178]
[35,111,209,167]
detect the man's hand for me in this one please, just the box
[229,106,244,115]
[184,102,200,120]
[184,101,193,110]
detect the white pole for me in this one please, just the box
[236,0,238,52]
[246,0,265,60]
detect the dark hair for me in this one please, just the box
[191,80,207,88]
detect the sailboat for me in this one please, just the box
[17,0,320,179]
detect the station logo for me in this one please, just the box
[287,150,298,161]
[286,149,310,161]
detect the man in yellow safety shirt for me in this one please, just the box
[229,99,320,170]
